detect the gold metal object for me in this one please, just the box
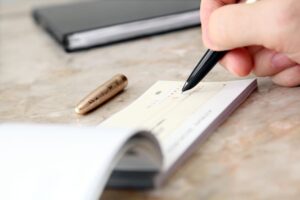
[75,74,128,115]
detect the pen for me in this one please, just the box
[75,74,128,115]
[182,0,257,92]
[182,50,227,92]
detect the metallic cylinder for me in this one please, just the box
[75,74,128,115]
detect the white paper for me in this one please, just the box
[0,124,136,200]
[101,79,256,170]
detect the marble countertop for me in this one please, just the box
[1,1,300,200]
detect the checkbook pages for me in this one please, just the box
[100,79,257,186]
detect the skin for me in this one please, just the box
[200,0,300,87]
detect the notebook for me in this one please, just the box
[32,0,201,52]
[0,79,257,200]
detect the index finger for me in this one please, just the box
[201,0,238,47]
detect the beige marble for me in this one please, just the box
[1,1,300,200]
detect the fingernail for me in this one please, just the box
[271,53,295,69]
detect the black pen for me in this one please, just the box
[182,50,227,92]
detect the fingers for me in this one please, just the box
[207,0,280,50]
[252,49,297,76]
[220,48,253,76]
[272,53,297,70]
[200,0,300,87]
[219,47,297,78]
[272,65,300,87]
[201,0,237,48]
[247,46,263,55]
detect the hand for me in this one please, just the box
[201,0,300,87]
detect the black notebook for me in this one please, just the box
[32,0,200,52]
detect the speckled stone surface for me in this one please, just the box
[1,1,300,200]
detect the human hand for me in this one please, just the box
[201,0,300,87]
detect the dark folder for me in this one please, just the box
[32,0,200,52]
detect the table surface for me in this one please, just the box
[1,1,300,200]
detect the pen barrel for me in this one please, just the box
[75,74,128,114]
[195,50,226,79]
[187,50,226,89]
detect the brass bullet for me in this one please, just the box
[75,74,128,115]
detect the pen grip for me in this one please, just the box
[190,50,226,83]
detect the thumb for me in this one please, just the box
[207,1,280,51]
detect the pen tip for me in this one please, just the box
[182,82,190,93]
